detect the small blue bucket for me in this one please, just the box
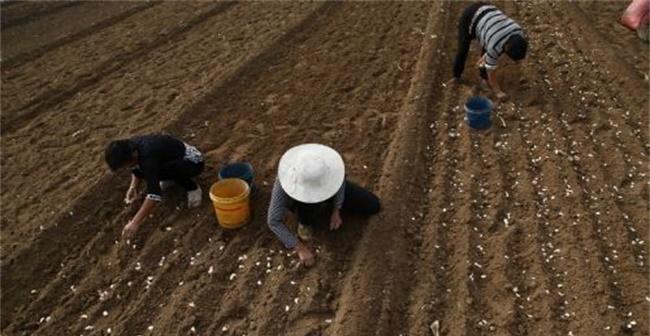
[464,96,493,130]
[219,162,254,187]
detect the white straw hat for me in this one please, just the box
[278,144,345,203]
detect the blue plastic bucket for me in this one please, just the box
[464,96,493,130]
[219,162,254,187]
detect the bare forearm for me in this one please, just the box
[132,198,157,225]
[130,174,141,189]
[487,70,501,92]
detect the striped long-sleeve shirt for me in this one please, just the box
[471,5,524,70]
[267,178,345,249]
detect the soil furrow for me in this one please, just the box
[532,94,648,333]
[442,102,477,336]
[491,109,531,334]
[504,116,558,335]
[1,2,215,121]
[3,2,324,332]
[544,2,649,148]
[0,2,322,264]
[512,103,571,335]
[515,3,649,334]
[325,1,446,334]
[2,2,235,134]
[402,2,465,334]
[519,0,649,265]
[464,131,492,335]
[2,1,648,335]
[1,2,157,68]
[2,186,209,332]
[8,0,426,332]
[1,1,81,29]
[572,2,650,81]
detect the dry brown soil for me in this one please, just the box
[1,1,648,335]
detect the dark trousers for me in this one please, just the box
[292,180,381,228]
[453,2,489,79]
[133,160,204,191]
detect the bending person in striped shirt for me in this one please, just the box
[452,2,528,100]
[267,144,381,267]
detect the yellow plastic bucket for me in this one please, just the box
[209,178,251,229]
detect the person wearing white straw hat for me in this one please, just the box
[267,144,381,267]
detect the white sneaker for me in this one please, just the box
[187,186,202,208]
[160,180,176,191]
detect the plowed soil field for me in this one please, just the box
[1,1,648,336]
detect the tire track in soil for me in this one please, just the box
[1,2,157,68]
[0,1,81,29]
[1,1,234,134]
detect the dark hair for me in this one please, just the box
[505,34,528,61]
[105,139,135,171]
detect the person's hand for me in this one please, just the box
[295,241,315,267]
[124,186,138,204]
[446,77,461,86]
[495,90,508,101]
[330,210,342,231]
[122,220,140,239]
